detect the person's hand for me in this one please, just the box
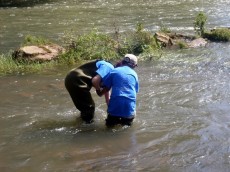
[96,89,103,97]
[96,87,109,97]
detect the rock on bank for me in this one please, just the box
[13,44,65,62]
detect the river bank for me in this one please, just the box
[1,21,230,76]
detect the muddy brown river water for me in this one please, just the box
[1,0,230,171]
[1,43,230,171]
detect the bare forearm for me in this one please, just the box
[92,74,102,91]
[104,91,110,105]
[96,87,109,97]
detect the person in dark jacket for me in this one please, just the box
[65,60,114,123]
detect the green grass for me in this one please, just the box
[204,28,230,42]
[194,12,207,37]
[0,53,18,75]
[0,52,58,76]
[61,29,119,62]
[23,35,52,46]
[0,24,162,75]
[3,18,230,76]
[177,41,188,49]
[58,24,162,64]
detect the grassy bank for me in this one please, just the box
[0,23,162,75]
[1,12,230,76]
[0,53,58,75]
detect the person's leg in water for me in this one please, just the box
[105,114,134,127]
[77,89,95,123]
[65,71,95,123]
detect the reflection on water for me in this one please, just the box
[1,42,230,171]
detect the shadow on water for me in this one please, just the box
[0,0,57,7]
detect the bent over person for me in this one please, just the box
[65,60,114,123]
[103,54,139,127]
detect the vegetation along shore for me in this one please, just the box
[0,12,230,76]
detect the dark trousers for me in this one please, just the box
[106,114,134,127]
[65,62,97,123]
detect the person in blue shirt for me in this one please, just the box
[103,54,139,127]
[65,60,114,123]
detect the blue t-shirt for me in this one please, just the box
[96,60,114,80]
[103,66,139,118]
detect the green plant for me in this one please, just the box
[177,41,188,49]
[0,53,18,75]
[116,23,160,56]
[62,29,118,61]
[204,28,230,42]
[159,25,171,33]
[0,52,58,75]
[1,24,167,75]
[194,12,207,37]
[23,35,52,46]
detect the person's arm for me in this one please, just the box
[92,74,102,91]
[104,90,110,105]
[96,87,109,97]
[96,87,111,105]
[92,74,110,97]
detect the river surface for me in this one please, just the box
[1,44,230,172]
[1,0,230,172]
[1,0,230,53]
